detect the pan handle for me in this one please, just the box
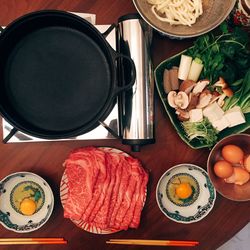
[112,54,136,97]
[102,23,116,38]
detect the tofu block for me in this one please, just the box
[203,102,224,123]
[224,106,246,127]
[189,109,203,122]
[212,116,229,131]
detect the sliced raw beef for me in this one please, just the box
[105,152,123,228]
[63,147,105,220]
[119,158,145,229]
[113,157,145,230]
[62,146,148,231]
[87,153,111,223]
[80,151,107,222]
[92,152,120,229]
[130,169,149,228]
[63,164,91,220]
[108,155,131,228]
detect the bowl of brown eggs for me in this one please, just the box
[207,134,250,201]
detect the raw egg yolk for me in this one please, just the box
[175,183,192,199]
[20,198,36,216]
[214,160,233,178]
[221,144,244,164]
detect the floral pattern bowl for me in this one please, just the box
[156,164,216,223]
[0,172,54,233]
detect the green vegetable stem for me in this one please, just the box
[223,69,250,113]
[182,118,218,146]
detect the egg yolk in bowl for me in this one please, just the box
[175,183,193,199]
[19,198,37,216]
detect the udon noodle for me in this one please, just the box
[147,0,203,26]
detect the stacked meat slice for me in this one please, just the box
[63,146,148,231]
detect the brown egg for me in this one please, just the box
[221,144,244,164]
[224,171,235,183]
[214,160,234,178]
[225,167,250,185]
[243,155,250,172]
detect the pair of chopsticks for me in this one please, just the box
[0,238,67,245]
[106,239,199,247]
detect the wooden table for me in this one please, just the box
[0,1,249,250]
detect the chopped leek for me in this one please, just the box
[178,55,192,80]
[187,57,204,82]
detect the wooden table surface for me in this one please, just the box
[0,1,249,250]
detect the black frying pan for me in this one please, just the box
[0,10,135,139]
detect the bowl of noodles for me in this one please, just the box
[132,0,236,38]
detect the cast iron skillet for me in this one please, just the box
[0,10,135,140]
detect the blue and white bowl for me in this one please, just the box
[0,172,54,233]
[156,164,216,224]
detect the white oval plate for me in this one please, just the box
[156,164,216,224]
[0,172,54,233]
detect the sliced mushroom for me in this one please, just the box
[214,77,228,89]
[212,91,221,97]
[210,91,221,103]
[210,96,220,104]
[169,67,179,90]
[175,108,190,121]
[217,96,225,107]
[187,93,199,111]
[174,91,189,109]
[223,88,233,97]
[205,90,222,106]
[192,79,209,94]
[217,88,234,107]
[167,91,178,108]
[196,90,212,109]
[179,79,196,94]
[163,69,172,94]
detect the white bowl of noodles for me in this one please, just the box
[133,0,236,38]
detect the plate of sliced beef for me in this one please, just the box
[60,146,148,234]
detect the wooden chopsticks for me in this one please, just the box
[0,238,67,245]
[106,239,199,247]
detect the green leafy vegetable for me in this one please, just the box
[223,69,250,113]
[182,118,218,146]
[186,23,250,84]
[181,23,249,146]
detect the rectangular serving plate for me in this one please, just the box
[154,50,250,149]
